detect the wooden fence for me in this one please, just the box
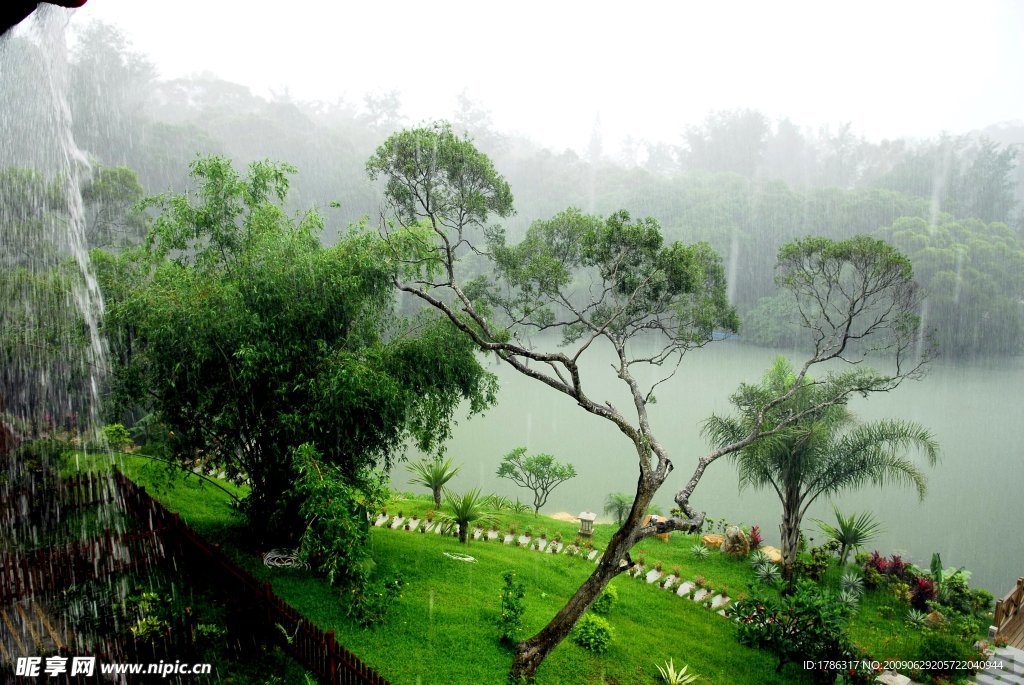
[113,471,390,685]
[0,525,167,603]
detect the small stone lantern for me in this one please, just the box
[578,511,596,538]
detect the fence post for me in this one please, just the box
[326,630,338,685]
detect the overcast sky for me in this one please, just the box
[68,0,1024,154]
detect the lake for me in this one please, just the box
[391,339,1024,595]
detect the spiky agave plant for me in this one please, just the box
[406,456,461,509]
[439,488,497,543]
[814,505,884,568]
[656,658,699,684]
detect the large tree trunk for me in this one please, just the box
[432,488,441,510]
[780,483,802,589]
[509,486,654,681]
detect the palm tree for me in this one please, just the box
[704,357,938,586]
[441,488,497,543]
[406,456,460,509]
[603,492,633,526]
[815,505,884,568]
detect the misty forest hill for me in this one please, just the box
[3,21,1024,359]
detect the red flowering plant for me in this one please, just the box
[749,525,763,549]
[911,577,937,611]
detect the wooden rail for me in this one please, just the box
[992,576,1024,649]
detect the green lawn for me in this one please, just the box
[72,451,974,684]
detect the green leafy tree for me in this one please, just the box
[405,456,460,509]
[496,447,577,516]
[367,123,928,680]
[877,215,1024,357]
[81,165,147,248]
[705,357,938,585]
[104,155,496,540]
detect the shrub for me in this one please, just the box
[590,585,618,616]
[669,565,681,577]
[914,628,977,680]
[748,525,763,549]
[690,544,709,560]
[498,571,526,645]
[889,581,911,603]
[573,614,613,653]
[797,546,830,581]
[347,574,404,628]
[970,588,994,617]
[728,580,852,679]
[103,423,133,451]
[862,566,885,590]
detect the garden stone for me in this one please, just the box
[662,575,677,589]
[586,549,598,561]
[721,526,750,557]
[692,588,709,602]
[546,542,563,554]
[373,514,389,527]
[517,535,531,547]
[534,539,548,552]
[487,530,499,541]
[710,594,730,609]
[503,534,514,544]
[758,545,783,564]
[701,533,725,549]
[405,518,420,532]
[434,522,444,534]
[645,569,662,584]
[676,581,694,596]
[390,517,405,529]
[875,673,911,685]
[472,529,482,540]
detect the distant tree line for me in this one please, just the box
[3,21,1022,357]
